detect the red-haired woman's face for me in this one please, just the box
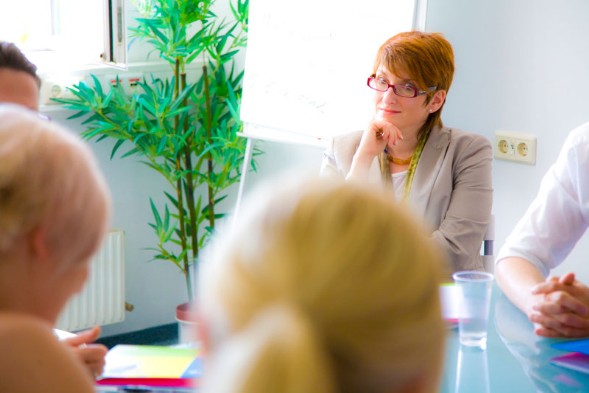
[372,66,431,135]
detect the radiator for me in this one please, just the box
[55,229,126,332]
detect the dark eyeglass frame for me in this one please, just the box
[366,77,437,98]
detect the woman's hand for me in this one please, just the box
[347,118,403,179]
[361,117,403,157]
[528,273,589,338]
[61,326,108,379]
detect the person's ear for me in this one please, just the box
[428,90,447,113]
[29,226,50,261]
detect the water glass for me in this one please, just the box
[452,271,494,349]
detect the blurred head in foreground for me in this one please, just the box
[0,104,111,324]
[199,177,446,393]
[0,42,41,110]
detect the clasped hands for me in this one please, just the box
[529,272,589,338]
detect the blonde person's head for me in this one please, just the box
[0,104,111,268]
[200,177,446,393]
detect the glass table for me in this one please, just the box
[97,286,589,392]
[441,286,589,393]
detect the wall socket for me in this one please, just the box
[494,131,537,164]
[39,76,85,106]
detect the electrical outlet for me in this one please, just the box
[494,131,537,164]
[39,76,84,105]
[104,73,144,94]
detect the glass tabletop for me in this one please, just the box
[97,285,589,393]
[441,286,589,393]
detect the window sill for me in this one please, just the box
[39,60,203,110]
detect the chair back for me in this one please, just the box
[482,214,495,273]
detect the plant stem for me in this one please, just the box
[174,57,192,302]
[180,71,199,263]
[202,64,215,229]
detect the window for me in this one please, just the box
[0,0,126,71]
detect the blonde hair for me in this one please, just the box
[201,177,446,393]
[0,104,111,266]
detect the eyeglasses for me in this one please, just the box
[367,77,437,98]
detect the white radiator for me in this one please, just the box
[55,229,126,332]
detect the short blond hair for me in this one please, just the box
[201,177,446,393]
[0,104,111,265]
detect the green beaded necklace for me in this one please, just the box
[380,126,432,201]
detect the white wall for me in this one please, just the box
[425,0,589,283]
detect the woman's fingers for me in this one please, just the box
[559,272,576,285]
[371,118,402,146]
[535,324,589,338]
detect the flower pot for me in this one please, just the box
[176,302,198,345]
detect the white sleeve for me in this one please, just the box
[496,123,589,276]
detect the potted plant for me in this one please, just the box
[54,0,255,335]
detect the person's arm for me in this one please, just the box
[347,118,401,180]
[430,134,493,271]
[496,125,589,337]
[496,258,589,337]
[0,317,95,393]
[320,120,402,180]
[495,256,546,317]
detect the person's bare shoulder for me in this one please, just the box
[0,313,95,393]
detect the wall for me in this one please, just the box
[425,0,589,282]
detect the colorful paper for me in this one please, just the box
[552,339,589,356]
[97,344,201,389]
[440,284,459,326]
[551,352,589,374]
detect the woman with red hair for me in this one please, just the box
[321,31,493,273]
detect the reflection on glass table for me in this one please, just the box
[441,286,589,393]
[96,286,589,393]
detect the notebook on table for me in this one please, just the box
[96,344,201,391]
[551,338,589,374]
[440,284,459,328]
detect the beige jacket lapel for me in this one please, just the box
[409,126,451,218]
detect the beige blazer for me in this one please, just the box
[320,125,493,272]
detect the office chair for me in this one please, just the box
[482,214,495,273]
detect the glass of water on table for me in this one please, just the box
[452,271,494,350]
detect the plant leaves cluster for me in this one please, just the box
[54,0,258,301]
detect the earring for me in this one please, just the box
[429,109,434,113]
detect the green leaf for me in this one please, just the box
[110,139,127,159]
[53,0,254,301]
[150,198,163,228]
[90,74,105,97]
